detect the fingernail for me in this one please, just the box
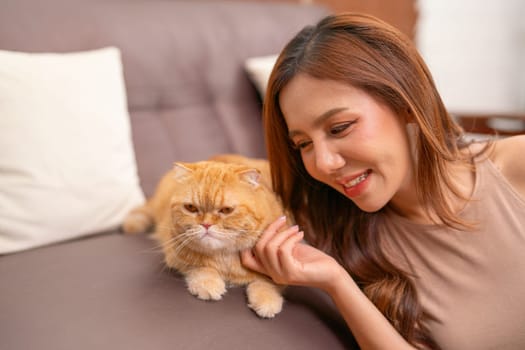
[278,215,286,221]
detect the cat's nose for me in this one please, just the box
[202,223,211,229]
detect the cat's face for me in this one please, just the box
[165,161,282,254]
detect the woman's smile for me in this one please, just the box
[341,169,372,198]
[341,169,371,188]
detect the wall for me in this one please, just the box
[299,0,417,39]
[416,0,525,117]
[231,0,417,40]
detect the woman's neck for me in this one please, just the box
[387,157,476,225]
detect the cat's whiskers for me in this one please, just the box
[146,230,178,252]
[164,230,196,246]
[166,230,204,257]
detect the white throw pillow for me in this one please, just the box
[0,47,145,254]
[244,54,278,99]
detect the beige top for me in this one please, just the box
[380,158,525,350]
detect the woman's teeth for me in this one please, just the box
[344,170,370,188]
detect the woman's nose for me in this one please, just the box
[314,143,345,174]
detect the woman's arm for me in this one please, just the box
[241,217,416,350]
[327,266,416,350]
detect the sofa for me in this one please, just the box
[0,0,360,349]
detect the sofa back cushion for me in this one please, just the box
[0,0,329,196]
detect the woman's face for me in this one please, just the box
[279,73,414,212]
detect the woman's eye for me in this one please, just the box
[329,122,352,135]
[292,140,312,150]
[184,204,199,213]
[219,207,234,215]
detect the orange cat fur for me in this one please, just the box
[122,154,287,318]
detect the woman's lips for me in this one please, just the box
[342,169,371,188]
[341,169,372,198]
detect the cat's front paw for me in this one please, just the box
[186,270,226,301]
[246,279,284,318]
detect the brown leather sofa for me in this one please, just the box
[0,1,359,348]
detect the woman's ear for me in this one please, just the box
[404,107,415,123]
[405,122,419,160]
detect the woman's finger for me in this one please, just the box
[264,224,299,255]
[240,249,265,274]
[277,230,304,272]
[258,225,300,274]
[255,215,287,248]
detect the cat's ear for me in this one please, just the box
[239,169,261,188]
[172,162,194,179]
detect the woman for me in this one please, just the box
[240,13,525,350]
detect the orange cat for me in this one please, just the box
[122,154,287,318]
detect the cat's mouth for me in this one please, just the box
[202,230,220,240]
[197,227,229,250]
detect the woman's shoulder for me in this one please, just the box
[485,135,525,198]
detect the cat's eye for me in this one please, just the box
[184,204,199,213]
[219,206,234,215]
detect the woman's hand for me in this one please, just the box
[241,216,343,291]
[243,218,416,350]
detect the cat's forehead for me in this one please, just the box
[177,162,256,184]
[172,161,262,202]
[185,167,237,185]
[175,175,242,200]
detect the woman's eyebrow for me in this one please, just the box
[288,107,348,138]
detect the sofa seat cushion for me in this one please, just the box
[0,232,358,349]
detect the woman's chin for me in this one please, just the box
[351,199,386,213]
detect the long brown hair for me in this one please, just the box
[263,13,474,349]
